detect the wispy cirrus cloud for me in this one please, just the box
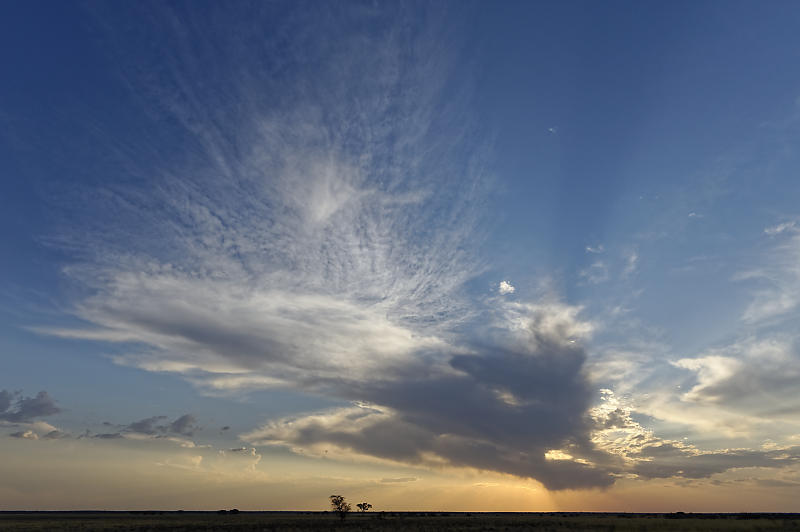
[737,223,800,323]
[41,2,489,392]
[764,221,798,236]
[585,245,604,254]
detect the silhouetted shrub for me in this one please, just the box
[329,495,351,521]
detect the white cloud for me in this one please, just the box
[672,356,743,403]
[764,221,798,235]
[622,250,638,277]
[672,337,800,420]
[737,228,800,323]
[498,280,515,295]
[585,244,604,254]
[43,274,446,385]
[496,300,595,347]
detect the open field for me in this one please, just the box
[2,512,800,531]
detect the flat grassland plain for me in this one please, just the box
[2,512,800,531]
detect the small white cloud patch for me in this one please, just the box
[623,250,639,277]
[498,280,515,295]
[764,221,798,235]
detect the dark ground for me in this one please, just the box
[2,512,800,531]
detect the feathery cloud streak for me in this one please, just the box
[48,3,487,380]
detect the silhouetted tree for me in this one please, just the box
[356,502,372,512]
[329,494,351,520]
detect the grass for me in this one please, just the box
[2,511,800,531]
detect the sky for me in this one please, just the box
[2,0,800,512]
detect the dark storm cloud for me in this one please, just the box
[361,343,593,452]
[246,307,622,490]
[0,390,61,423]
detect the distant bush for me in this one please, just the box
[329,495,351,521]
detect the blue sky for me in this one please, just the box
[3,0,800,511]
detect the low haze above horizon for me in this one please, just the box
[3,0,800,512]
